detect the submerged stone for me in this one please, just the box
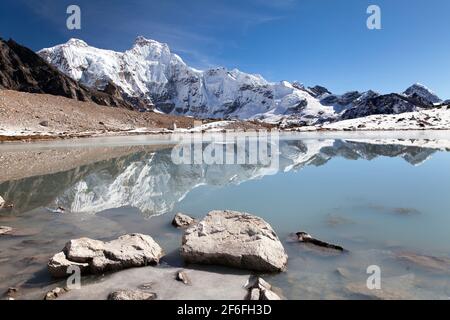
[296,232,347,252]
[172,213,196,228]
[108,289,157,300]
[57,267,249,300]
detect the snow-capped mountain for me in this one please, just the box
[403,83,442,105]
[0,38,135,109]
[38,37,333,123]
[38,37,446,124]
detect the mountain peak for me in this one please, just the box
[65,38,88,47]
[0,37,134,109]
[406,83,429,91]
[134,36,168,49]
[404,83,441,104]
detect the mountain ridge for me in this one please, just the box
[38,36,448,126]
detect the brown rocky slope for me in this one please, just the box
[0,38,138,110]
[0,89,196,139]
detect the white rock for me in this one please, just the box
[64,238,105,262]
[48,252,89,278]
[0,196,5,208]
[48,234,164,277]
[181,210,288,272]
[250,288,260,300]
[245,276,282,300]
[0,226,13,235]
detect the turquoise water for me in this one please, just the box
[176,152,450,253]
[0,134,449,299]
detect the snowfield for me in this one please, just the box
[297,107,450,131]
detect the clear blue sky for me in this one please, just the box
[1,0,449,98]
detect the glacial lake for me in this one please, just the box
[1,132,450,300]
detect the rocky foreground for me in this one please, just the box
[0,89,194,140]
[38,210,287,300]
[48,234,164,277]
[56,267,281,300]
[2,208,450,300]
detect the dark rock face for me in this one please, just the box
[407,93,438,107]
[285,99,308,114]
[341,93,418,119]
[321,91,362,107]
[308,85,331,98]
[404,84,441,105]
[0,38,134,109]
[296,232,346,252]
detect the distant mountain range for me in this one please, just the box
[37,36,448,125]
[0,36,447,126]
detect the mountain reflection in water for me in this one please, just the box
[0,138,440,217]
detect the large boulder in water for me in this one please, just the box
[48,234,164,278]
[180,210,288,272]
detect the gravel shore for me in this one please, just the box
[0,89,273,141]
[0,89,196,139]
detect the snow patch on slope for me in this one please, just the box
[298,107,450,131]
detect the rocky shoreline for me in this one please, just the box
[40,210,287,300]
[0,89,273,143]
[1,206,450,300]
[2,89,450,144]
